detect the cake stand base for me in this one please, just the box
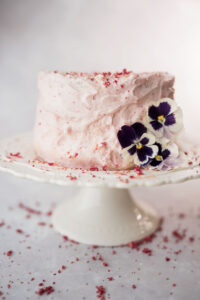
[52,187,159,246]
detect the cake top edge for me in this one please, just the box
[39,69,174,79]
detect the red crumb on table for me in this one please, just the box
[132,284,137,289]
[174,250,182,255]
[9,152,23,158]
[165,257,171,262]
[38,222,46,226]
[172,283,177,287]
[120,84,124,88]
[107,277,114,281]
[96,285,106,299]
[7,250,13,256]
[16,229,23,234]
[46,211,52,217]
[189,236,195,242]
[18,203,42,215]
[142,248,152,256]
[0,221,5,227]
[172,229,186,241]
[63,235,68,241]
[36,286,54,295]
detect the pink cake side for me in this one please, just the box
[34,70,174,170]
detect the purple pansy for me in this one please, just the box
[150,143,170,167]
[147,98,183,137]
[117,122,159,166]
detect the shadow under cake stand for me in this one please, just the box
[0,133,199,246]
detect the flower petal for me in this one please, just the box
[134,151,149,166]
[128,145,137,155]
[162,149,170,160]
[137,148,148,163]
[148,105,159,120]
[167,108,183,134]
[150,158,162,167]
[140,133,156,146]
[117,125,136,148]
[150,120,163,131]
[160,98,177,114]
[131,122,147,139]
[164,113,176,126]
[158,101,171,116]
[146,144,159,158]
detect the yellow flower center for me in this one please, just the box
[157,115,165,122]
[137,143,143,150]
[155,155,162,161]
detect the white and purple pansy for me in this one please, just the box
[147,98,183,138]
[117,122,159,166]
[149,143,170,167]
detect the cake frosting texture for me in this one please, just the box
[34,70,175,170]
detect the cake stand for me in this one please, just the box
[0,133,200,246]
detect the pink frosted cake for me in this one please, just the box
[34,69,183,170]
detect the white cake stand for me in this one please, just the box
[0,133,200,246]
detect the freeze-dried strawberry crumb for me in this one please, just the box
[174,250,182,255]
[18,203,41,215]
[66,175,77,181]
[132,284,136,289]
[10,152,23,158]
[172,230,186,241]
[165,257,171,262]
[38,222,46,226]
[172,283,176,287]
[189,236,195,242]
[0,221,5,227]
[142,248,152,256]
[7,250,13,256]
[36,286,54,295]
[163,236,169,243]
[16,229,23,234]
[90,167,99,171]
[46,211,52,216]
[62,265,66,270]
[107,277,114,281]
[96,285,106,299]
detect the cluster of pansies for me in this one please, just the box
[117,98,183,169]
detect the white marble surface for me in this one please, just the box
[0,173,200,300]
[1,0,200,299]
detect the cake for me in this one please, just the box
[34,69,183,170]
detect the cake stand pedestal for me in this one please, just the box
[52,187,159,246]
[0,132,199,246]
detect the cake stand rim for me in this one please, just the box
[0,131,200,189]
